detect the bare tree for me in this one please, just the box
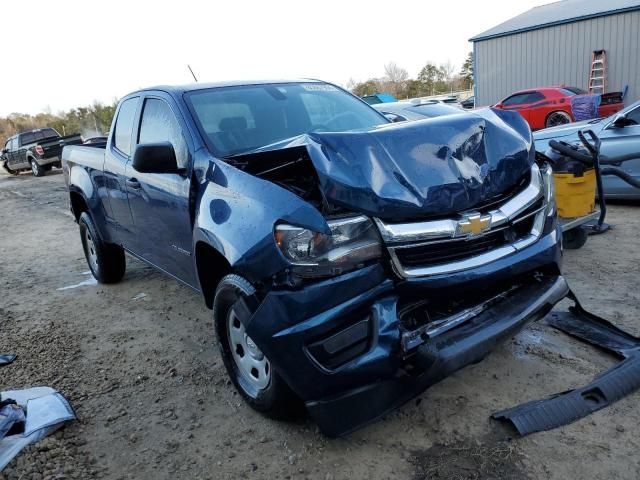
[382,62,409,98]
[345,78,358,92]
[439,61,456,92]
[384,62,409,83]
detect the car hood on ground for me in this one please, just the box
[231,108,535,220]
[533,118,604,141]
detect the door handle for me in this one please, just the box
[126,178,141,189]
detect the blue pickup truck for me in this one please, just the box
[62,79,567,436]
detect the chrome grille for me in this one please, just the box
[375,164,549,278]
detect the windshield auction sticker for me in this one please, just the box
[302,84,338,91]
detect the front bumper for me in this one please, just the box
[244,227,566,436]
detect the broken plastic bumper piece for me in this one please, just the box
[493,292,640,436]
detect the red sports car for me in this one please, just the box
[493,86,624,130]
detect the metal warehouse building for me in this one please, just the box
[470,0,640,107]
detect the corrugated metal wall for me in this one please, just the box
[474,10,640,106]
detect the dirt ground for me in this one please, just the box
[1,168,639,480]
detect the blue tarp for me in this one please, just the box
[571,94,601,121]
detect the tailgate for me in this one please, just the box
[39,134,83,158]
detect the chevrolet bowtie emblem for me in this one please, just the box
[457,213,491,237]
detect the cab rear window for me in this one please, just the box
[19,128,58,146]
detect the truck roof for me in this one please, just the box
[133,79,324,96]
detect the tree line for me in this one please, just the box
[0,101,117,147]
[347,52,473,99]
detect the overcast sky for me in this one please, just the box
[1,0,546,116]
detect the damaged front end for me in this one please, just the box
[218,108,567,436]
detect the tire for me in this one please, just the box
[213,274,299,419]
[545,110,572,128]
[2,162,18,175]
[78,212,126,283]
[562,227,588,249]
[30,158,46,177]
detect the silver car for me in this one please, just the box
[534,100,640,199]
[372,101,462,122]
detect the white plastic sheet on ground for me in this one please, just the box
[0,387,75,470]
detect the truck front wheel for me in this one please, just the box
[78,212,126,283]
[2,162,18,175]
[213,274,300,419]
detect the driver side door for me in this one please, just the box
[125,94,197,287]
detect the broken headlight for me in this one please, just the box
[540,163,556,217]
[275,216,382,278]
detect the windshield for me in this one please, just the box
[186,82,388,156]
[411,104,461,118]
[560,87,587,96]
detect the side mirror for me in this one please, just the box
[383,113,406,123]
[132,142,181,174]
[611,113,628,128]
[1,148,7,155]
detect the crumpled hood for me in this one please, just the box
[236,107,534,220]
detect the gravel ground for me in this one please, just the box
[1,168,639,480]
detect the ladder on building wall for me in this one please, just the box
[588,50,607,94]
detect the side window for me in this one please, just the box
[527,92,545,103]
[113,97,139,156]
[138,98,189,169]
[502,93,531,106]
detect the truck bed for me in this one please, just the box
[37,133,84,160]
[62,144,106,173]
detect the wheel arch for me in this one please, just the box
[26,153,40,165]
[195,241,232,309]
[67,169,113,243]
[69,188,89,222]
